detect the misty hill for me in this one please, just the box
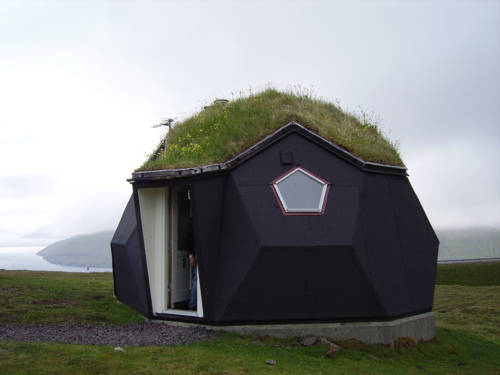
[37,231,113,268]
[437,227,500,260]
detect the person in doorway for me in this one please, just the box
[188,252,197,311]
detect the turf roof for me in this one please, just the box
[138,89,403,172]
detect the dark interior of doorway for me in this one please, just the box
[172,187,194,310]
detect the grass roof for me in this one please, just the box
[138,89,403,171]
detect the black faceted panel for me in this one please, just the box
[388,176,438,312]
[112,196,137,245]
[225,246,385,322]
[357,174,412,316]
[111,194,152,318]
[214,175,261,321]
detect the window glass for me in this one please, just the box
[275,169,326,212]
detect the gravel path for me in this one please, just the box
[0,322,218,346]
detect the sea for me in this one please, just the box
[0,245,112,272]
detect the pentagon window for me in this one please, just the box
[271,167,330,215]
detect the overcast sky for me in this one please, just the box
[0,0,499,242]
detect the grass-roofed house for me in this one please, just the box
[111,89,438,342]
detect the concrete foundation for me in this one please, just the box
[153,312,435,345]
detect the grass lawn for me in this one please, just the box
[0,271,142,325]
[1,263,499,375]
[436,261,500,286]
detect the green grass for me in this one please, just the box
[436,261,500,286]
[0,271,142,324]
[0,329,499,375]
[434,284,500,344]
[1,263,499,374]
[138,88,403,171]
[434,262,500,346]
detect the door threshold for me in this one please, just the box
[162,308,199,317]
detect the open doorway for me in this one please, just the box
[138,186,203,318]
[166,186,203,317]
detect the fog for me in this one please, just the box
[1,0,498,240]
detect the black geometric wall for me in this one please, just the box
[112,128,438,324]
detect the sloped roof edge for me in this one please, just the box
[130,122,407,182]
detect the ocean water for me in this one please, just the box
[0,246,112,272]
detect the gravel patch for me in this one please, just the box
[0,322,217,346]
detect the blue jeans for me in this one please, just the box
[188,266,197,310]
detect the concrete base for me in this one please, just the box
[154,312,435,345]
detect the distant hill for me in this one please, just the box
[437,227,500,260]
[37,231,113,268]
[35,227,499,267]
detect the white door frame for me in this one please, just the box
[164,186,204,318]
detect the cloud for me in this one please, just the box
[406,136,500,229]
[0,174,57,199]
[0,0,498,240]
